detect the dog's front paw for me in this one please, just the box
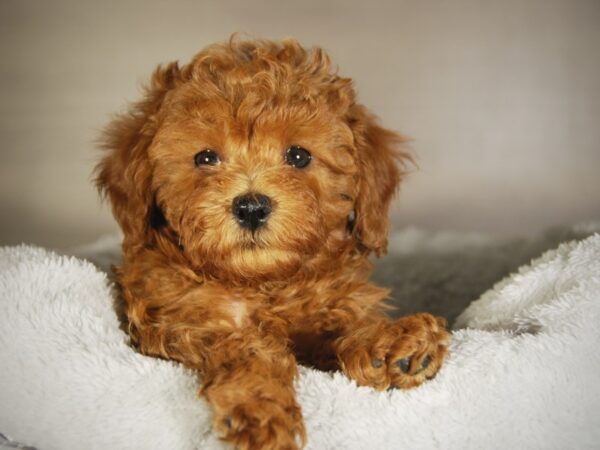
[336,313,449,390]
[210,390,305,450]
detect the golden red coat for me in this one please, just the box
[96,38,449,450]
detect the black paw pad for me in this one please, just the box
[371,358,384,368]
[421,355,432,370]
[396,357,410,373]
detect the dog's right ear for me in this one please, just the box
[95,62,183,252]
[346,104,410,256]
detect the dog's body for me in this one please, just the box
[97,38,448,450]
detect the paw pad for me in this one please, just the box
[419,355,432,371]
[396,358,410,373]
[371,358,383,368]
[396,355,432,374]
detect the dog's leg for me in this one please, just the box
[135,312,305,450]
[334,313,450,390]
[118,252,305,450]
[200,329,305,450]
[285,280,449,391]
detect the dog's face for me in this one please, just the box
[151,91,357,280]
[97,39,407,282]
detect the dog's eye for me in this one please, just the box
[194,149,220,166]
[285,146,311,169]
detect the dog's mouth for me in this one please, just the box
[241,239,262,251]
[240,235,273,252]
[239,230,269,251]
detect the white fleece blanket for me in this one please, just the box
[1,233,600,450]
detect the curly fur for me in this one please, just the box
[96,37,449,450]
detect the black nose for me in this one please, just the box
[232,193,272,231]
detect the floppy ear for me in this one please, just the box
[347,104,411,256]
[95,62,183,252]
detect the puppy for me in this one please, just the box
[96,38,449,450]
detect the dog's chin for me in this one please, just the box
[214,246,305,283]
[182,223,324,283]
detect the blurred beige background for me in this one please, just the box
[1,0,599,249]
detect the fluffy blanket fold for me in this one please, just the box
[1,233,600,450]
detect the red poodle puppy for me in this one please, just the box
[96,37,449,450]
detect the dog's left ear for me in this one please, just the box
[347,104,410,256]
[95,62,184,253]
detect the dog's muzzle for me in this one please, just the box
[232,193,272,231]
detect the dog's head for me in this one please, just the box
[96,38,409,282]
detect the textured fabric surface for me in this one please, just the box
[1,228,600,449]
